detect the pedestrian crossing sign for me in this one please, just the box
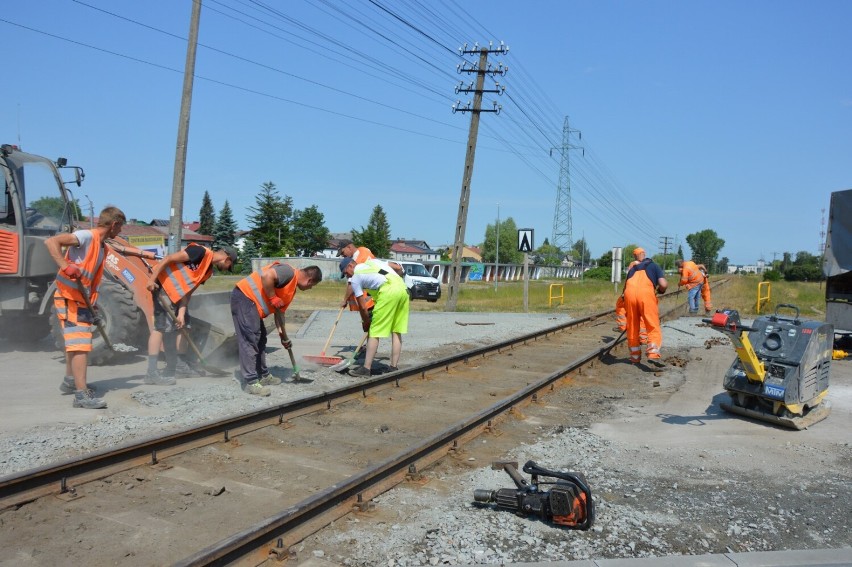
[518,229,534,253]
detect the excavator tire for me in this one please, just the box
[51,277,145,365]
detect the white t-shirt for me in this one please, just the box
[67,229,94,265]
[349,260,394,298]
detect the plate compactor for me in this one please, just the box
[705,304,832,430]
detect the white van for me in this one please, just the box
[396,261,441,302]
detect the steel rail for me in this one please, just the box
[0,309,609,509]
[177,285,715,565]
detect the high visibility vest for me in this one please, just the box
[236,262,299,318]
[158,244,214,303]
[54,229,106,304]
[679,260,704,289]
[353,259,404,293]
[353,247,375,264]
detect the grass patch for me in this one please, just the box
[200,274,829,321]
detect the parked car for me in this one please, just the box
[396,261,441,302]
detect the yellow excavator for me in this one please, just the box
[705,304,832,430]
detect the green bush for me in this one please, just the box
[583,266,613,280]
[763,269,781,282]
[784,265,824,282]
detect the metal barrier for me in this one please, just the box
[548,283,564,307]
[756,281,771,313]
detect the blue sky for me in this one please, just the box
[2,0,849,264]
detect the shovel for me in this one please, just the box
[274,310,304,381]
[75,280,137,352]
[302,306,345,366]
[155,291,228,376]
[330,332,369,373]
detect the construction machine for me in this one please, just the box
[705,305,832,430]
[0,143,235,365]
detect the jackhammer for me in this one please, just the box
[473,460,594,530]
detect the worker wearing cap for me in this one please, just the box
[144,245,238,384]
[337,239,377,313]
[614,260,648,345]
[231,262,322,396]
[623,247,668,365]
[340,256,409,377]
[675,259,706,314]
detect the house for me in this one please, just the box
[118,224,167,258]
[389,239,440,262]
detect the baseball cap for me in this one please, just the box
[633,247,645,257]
[221,246,239,271]
[336,239,353,257]
[339,257,354,274]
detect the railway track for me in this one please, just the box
[0,288,705,566]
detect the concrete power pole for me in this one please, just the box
[446,42,508,312]
[168,0,202,254]
[550,116,582,255]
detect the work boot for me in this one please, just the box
[73,389,107,409]
[244,381,271,397]
[259,372,282,386]
[349,365,371,378]
[60,376,98,395]
[174,360,196,378]
[144,369,177,386]
[647,358,667,369]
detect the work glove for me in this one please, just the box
[270,296,285,311]
[361,319,371,333]
[279,334,292,350]
[92,306,103,327]
[62,264,82,279]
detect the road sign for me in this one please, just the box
[518,229,534,253]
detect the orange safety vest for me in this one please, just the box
[353,247,375,263]
[236,262,299,318]
[349,247,376,311]
[679,260,705,290]
[158,243,214,303]
[54,229,106,304]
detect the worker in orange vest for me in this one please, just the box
[614,260,647,344]
[145,244,237,383]
[697,263,713,314]
[675,259,706,314]
[232,262,322,396]
[623,248,668,366]
[45,206,126,409]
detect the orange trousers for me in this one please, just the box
[624,291,661,361]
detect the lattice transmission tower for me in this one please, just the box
[550,116,582,253]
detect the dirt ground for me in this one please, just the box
[291,327,852,565]
[1,315,850,566]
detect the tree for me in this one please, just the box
[571,238,592,266]
[198,191,215,236]
[535,242,563,266]
[292,205,331,256]
[685,229,725,272]
[246,182,293,257]
[480,217,522,265]
[213,200,237,248]
[351,205,392,258]
[239,238,259,274]
[29,196,83,222]
[718,257,729,274]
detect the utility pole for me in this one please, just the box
[494,202,500,291]
[659,236,673,270]
[550,116,582,255]
[168,0,202,254]
[84,195,94,228]
[445,41,508,312]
